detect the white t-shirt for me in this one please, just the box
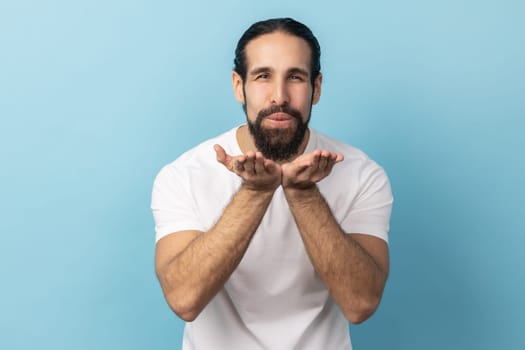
[151,126,393,350]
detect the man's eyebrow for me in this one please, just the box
[287,67,309,76]
[248,67,272,76]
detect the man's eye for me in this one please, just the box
[256,74,270,80]
[289,75,303,81]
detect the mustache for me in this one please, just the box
[257,105,303,121]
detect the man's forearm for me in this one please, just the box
[159,186,275,321]
[284,185,388,323]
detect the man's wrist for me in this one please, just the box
[240,183,279,196]
[283,184,320,202]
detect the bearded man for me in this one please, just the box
[151,17,393,350]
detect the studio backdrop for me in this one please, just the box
[0,0,523,349]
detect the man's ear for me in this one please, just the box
[312,73,322,105]
[232,71,245,104]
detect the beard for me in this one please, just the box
[246,104,310,161]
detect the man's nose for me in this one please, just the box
[270,80,289,106]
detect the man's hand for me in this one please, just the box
[281,150,344,189]
[214,144,282,192]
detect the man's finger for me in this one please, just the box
[325,159,337,175]
[243,158,255,175]
[254,152,265,174]
[241,151,256,174]
[318,152,329,171]
[310,150,321,172]
[325,154,344,174]
[234,159,245,172]
[264,159,279,174]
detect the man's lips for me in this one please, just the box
[266,112,294,121]
[262,113,297,128]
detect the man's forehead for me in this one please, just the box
[244,32,312,71]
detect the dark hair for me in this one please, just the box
[233,18,321,86]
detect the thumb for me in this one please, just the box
[214,144,226,162]
[214,144,232,169]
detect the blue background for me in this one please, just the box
[1,0,524,349]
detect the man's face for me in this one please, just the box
[233,32,322,161]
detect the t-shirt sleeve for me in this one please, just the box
[151,164,205,243]
[341,160,393,243]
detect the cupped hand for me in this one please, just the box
[214,144,282,192]
[281,150,344,189]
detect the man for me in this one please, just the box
[152,18,393,350]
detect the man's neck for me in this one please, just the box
[236,124,310,164]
